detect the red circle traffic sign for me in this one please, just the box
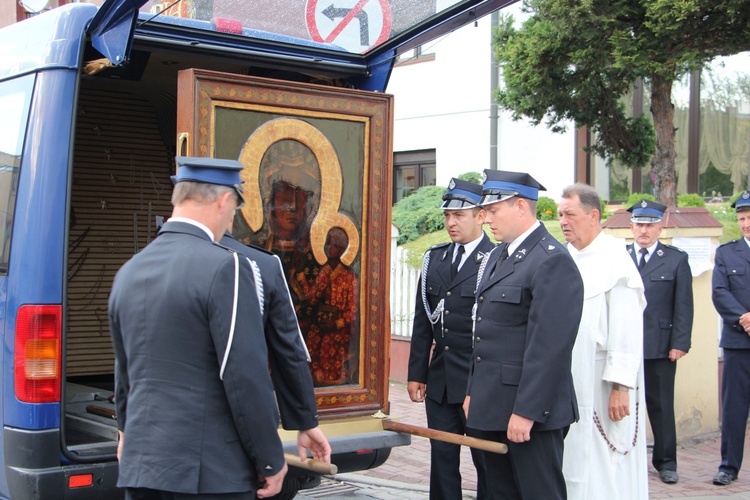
[306,0,392,53]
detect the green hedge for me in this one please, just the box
[392,185,446,245]
[537,196,557,220]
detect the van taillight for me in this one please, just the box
[14,305,62,403]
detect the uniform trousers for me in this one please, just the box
[425,395,486,499]
[474,427,566,500]
[644,358,677,472]
[719,348,750,477]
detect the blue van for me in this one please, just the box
[0,0,512,497]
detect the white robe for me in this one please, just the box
[563,232,649,500]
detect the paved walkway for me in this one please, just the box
[341,381,750,499]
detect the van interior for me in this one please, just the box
[61,34,349,460]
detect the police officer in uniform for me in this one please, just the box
[627,200,693,485]
[408,178,493,499]
[712,191,750,486]
[463,170,583,499]
[109,157,329,500]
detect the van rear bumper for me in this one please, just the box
[4,427,410,497]
[4,427,121,499]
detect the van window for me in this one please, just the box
[0,74,33,274]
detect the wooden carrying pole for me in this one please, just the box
[284,453,338,475]
[84,405,338,474]
[383,420,508,454]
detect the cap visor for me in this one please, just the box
[441,199,479,209]
[480,193,516,206]
[630,216,661,223]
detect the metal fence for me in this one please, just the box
[389,245,419,338]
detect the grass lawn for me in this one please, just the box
[399,204,740,269]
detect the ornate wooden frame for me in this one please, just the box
[177,69,393,417]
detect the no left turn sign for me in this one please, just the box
[306,0,392,53]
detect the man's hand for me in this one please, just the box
[740,312,750,333]
[117,430,124,462]
[669,349,687,362]
[407,381,426,402]
[608,387,631,421]
[507,414,533,443]
[297,426,331,463]
[256,462,287,498]
[462,395,470,420]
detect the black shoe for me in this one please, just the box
[659,470,679,484]
[713,471,737,485]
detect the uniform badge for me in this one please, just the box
[548,245,555,250]
[744,191,750,200]
[657,249,664,256]
[640,199,648,208]
[448,178,456,190]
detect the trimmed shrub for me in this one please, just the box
[392,185,446,245]
[458,171,482,184]
[677,193,705,207]
[625,193,655,207]
[537,196,557,220]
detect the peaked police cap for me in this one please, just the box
[732,191,750,212]
[480,170,546,206]
[172,156,245,206]
[627,199,666,223]
[441,178,483,209]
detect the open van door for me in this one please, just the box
[87,0,520,91]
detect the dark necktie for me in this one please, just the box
[499,246,509,262]
[490,246,509,279]
[638,247,649,271]
[451,244,465,279]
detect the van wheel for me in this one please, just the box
[269,473,321,500]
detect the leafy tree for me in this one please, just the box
[493,0,750,207]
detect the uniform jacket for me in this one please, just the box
[408,234,495,405]
[109,221,283,494]
[466,224,583,432]
[713,238,750,349]
[221,233,319,430]
[627,241,693,358]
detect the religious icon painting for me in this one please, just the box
[177,69,393,418]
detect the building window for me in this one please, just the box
[395,45,435,66]
[696,54,750,198]
[590,51,750,201]
[393,149,436,203]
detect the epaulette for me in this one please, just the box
[662,243,687,254]
[423,241,451,255]
[718,239,740,249]
[539,235,562,254]
[244,242,275,256]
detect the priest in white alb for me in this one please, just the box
[557,184,648,499]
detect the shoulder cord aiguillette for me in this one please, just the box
[421,251,445,335]
[220,251,240,381]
